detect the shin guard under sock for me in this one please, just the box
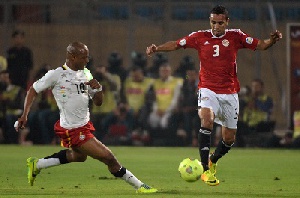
[198,127,211,171]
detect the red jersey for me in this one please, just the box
[176,29,259,94]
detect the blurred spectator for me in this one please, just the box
[147,53,168,79]
[131,51,147,74]
[242,79,274,129]
[123,65,154,145]
[147,62,183,146]
[174,55,195,79]
[107,52,128,102]
[102,102,134,145]
[36,91,59,144]
[237,79,275,147]
[26,64,59,144]
[90,64,121,140]
[6,30,33,90]
[234,85,251,147]
[289,111,300,148]
[265,123,300,148]
[0,70,28,144]
[238,85,251,120]
[0,55,7,72]
[0,71,6,142]
[173,65,198,146]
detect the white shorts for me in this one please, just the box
[198,88,239,129]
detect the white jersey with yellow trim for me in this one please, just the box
[33,64,96,129]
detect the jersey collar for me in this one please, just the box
[210,29,227,38]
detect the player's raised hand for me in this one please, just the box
[270,30,282,44]
[146,44,157,57]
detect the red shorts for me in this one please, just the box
[54,121,95,148]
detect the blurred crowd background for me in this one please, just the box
[0,0,300,148]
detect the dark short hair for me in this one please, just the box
[211,5,229,19]
[12,29,25,38]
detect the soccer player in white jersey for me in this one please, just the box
[146,5,282,186]
[15,41,157,194]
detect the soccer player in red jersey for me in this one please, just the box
[146,5,282,186]
[15,41,157,193]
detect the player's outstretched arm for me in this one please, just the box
[256,30,282,50]
[15,86,38,132]
[146,41,180,57]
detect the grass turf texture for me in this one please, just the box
[0,145,300,198]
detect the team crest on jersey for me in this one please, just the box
[246,37,253,44]
[179,39,186,46]
[222,39,229,47]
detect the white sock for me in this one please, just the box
[36,158,60,169]
[122,169,143,189]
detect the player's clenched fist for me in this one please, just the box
[85,79,101,90]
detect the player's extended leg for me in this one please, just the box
[27,149,87,186]
[77,137,157,193]
[198,107,214,171]
[198,107,219,186]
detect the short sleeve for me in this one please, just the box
[237,29,259,51]
[176,31,200,49]
[33,69,58,93]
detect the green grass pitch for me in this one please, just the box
[0,145,300,198]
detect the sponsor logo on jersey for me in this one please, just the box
[179,39,186,46]
[222,39,229,47]
[246,37,253,44]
